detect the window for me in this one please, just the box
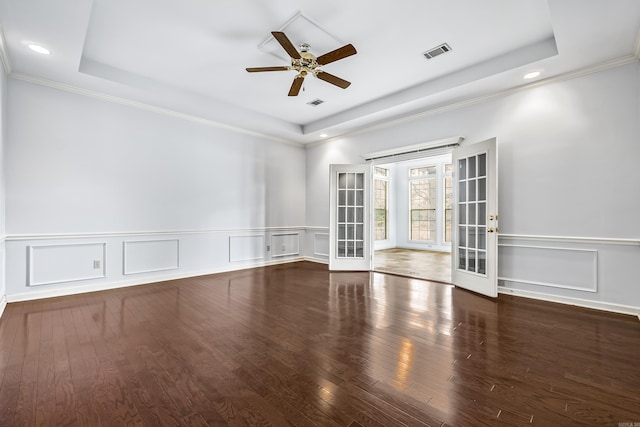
[374,167,388,240]
[409,166,437,241]
[444,163,453,243]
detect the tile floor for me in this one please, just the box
[374,248,451,283]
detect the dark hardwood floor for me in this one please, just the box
[0,261,639,426]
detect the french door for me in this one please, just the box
[451,138,498,297]
[329,164,372,271]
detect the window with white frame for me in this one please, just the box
[409,165,437,241]
[444,163,453,243]
[374,167,389,241]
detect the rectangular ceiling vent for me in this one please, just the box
[307,99,324,107]
[423,43,452,59]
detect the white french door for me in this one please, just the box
[451,138,498,297]
[329,164,372,271]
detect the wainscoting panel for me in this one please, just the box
[29,243,106,286]
[271,233,300,258]
[229,234,265,262]
[314,233,330,257]
[123,239,180,275]
[498,244,598,292]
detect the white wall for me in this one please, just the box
[306,62,640,315]
[0,60,6,315]
[4,79,308,300]
[2,61,639,316]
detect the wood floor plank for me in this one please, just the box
[0,261,639,426]
[34,339,56,427]
[53,369,78,426]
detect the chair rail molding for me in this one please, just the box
[499,233,640,246]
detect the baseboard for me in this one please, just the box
[0,295,7,321]
[499,286,640,318]
[6,257,306,303]
[303,256,329,265]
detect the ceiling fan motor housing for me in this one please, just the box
[293,52,319,72]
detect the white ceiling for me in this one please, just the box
[1,0,639,144]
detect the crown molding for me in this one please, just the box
[305,54,640,149]
[4,43,639,149]
[0,23,12,75]
[9,72,304,148]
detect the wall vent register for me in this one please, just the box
[423,43,452,59]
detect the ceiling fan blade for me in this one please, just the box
[288,76,304,96]
[272,31,301,59]
[316,44,357,66]
[315,71,351,89]
[246,66,290,72]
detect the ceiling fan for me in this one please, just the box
[246,31,357,96]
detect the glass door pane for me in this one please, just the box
[337,172,365,259]
[457,154,487,276]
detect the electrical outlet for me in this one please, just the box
[93,260,101,269]
[267,245,270,251]
[282,245,286,251]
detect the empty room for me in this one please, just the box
[0,0,639,425]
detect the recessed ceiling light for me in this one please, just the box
[523,71,541,80]
[28,44,51,55]
[320,133,328,138]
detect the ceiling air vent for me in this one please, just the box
[307,99,324,107]
[423,43,452,59]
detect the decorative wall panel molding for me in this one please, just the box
[28,243,106,286]
[229,234,265,262]
[123,239,179,275]
[498,244,598,292]
[6,226,310,241]
[314,233,330,257]
[271,233,300,258]
[499,234,640,246]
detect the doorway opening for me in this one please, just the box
[373,154,452,283]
